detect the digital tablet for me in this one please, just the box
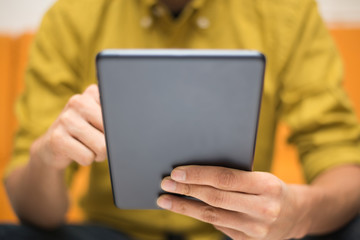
[96,49,266,209]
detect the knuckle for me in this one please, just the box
[93,141,105,155]
[201,206,219,224]
[252,225,270,239]
[59,111,72,126]
[86,84,98,92]
[47,130,69,167]
[178,202,188,213]
[78,151,94,166]
[216,169,236,188]
[182,184,192,196]
[68,94,83,108]
[97,143,107,160]
[261,202,281,222]
[209,191,227,207]
[49,128,63,148]
[84,84,99,98]
[100,142,107,153]
[265,178,283,196]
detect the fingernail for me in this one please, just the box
[171,169,186,182]
[157,197,172,209]
[161,179,177,191]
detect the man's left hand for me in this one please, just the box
[157,166,312,240]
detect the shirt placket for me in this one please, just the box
[139,0,211,48]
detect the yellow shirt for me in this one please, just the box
[6,0,360,239]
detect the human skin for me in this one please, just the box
[5,84,360,239]
[4,2,195,227]
[157,165,360,239]
[5,85,107,227]
[4,0,360,238]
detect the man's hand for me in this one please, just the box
[31,84,107,169]
[157,166,313,240]
[6,84,107,228]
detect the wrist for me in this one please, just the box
[287,184,323,238]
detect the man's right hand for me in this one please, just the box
[30,84,107,170]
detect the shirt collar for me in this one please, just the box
[142,0,207,10]
[191,0,207,9]
[142,0,157,8]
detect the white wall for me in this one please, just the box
[0,0,359,34]
[317,0,360,25]
[0,0,56,34]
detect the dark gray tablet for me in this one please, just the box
[96,49,265,209]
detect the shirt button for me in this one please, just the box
[196,16,210,29]
[153,5,165,17]
[140,16,153,28]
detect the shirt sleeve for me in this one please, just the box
[279,0,360,183]
[4,1,85,185]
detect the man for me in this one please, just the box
[3,0,360,239]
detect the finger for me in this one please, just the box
[67,93,104,133]
[61,109,107,162]
[170,166,279,195]
[214,225,254,240]
[161,177,276,220]
[49,127,95,167]
[83,84,101,104]
[79,94,104,133]
[63,135,96,166]
[157,194,268,238]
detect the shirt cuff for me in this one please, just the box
[302,143,360,183]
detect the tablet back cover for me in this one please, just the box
[96,49,265,209]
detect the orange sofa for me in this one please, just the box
[0,28,359,223]
[0,34,88,223]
